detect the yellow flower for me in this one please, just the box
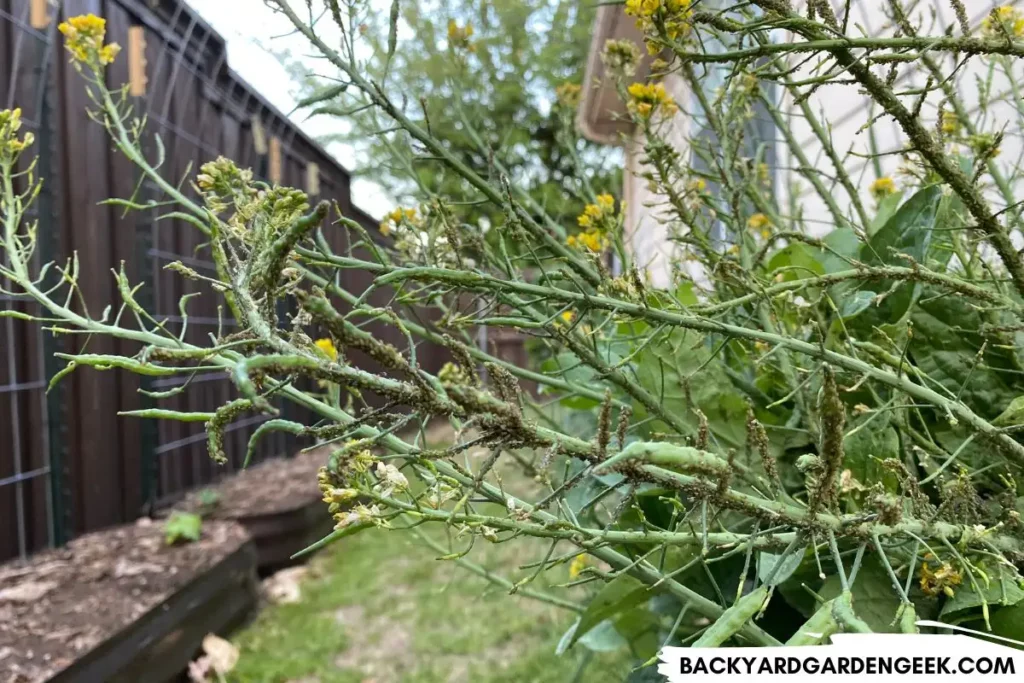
[754,341,769,353]
[380,206,421,236]
[625,0,692,52]
[869,176,896,200]
[579,231,604,251]
[556,82,582,108]
[568,554,588,580]
[59,14,119,66]
[0,108,32,158]
[983,6,1024,38]
[688,178,706,193]
[920,559,962,597]
[447,20,475,52]
[746,213,772,231]
[315,338,338,361]
[99,43,121,65]
[627,82,677,120]
[570,196,617,253]
[940,110,960,136]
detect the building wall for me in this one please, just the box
[618,0,1024,287]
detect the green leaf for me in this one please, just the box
[842,414,900,496]
[910,291,1022,420]
[993,396,1024,427]
[613,606,662,660]
[767,243,824,281]
[863,185,941,266]
[569,574,654,648]
[759,546,807,586]
[164,512,202,545]
[577,619,627,652]
[990,604,1024,649]
[819,557,902,632]
[941,564,1024,622]
[632,329,748,449]
[869,190,905,236]
[848,185,942,325]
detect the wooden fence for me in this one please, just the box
[0,0,450,561]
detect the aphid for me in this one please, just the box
[692,585,770,648]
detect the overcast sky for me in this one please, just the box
[185,0,390,218]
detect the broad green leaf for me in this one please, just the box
[759,546,808,586]
[842,415,900,496]
[819,557,902,633]
[581,619,628,652]
[767,243,825,281]
[941,564,1024,622]
[849,185,942,325]
[632,329,748,449]
[990,604,1024,650]
[569,574,654,648]
[868,190,905,236]
[993,396,1024,427]
[614,606,662,660]
[164,512,202,545]
[910,291,1022,420]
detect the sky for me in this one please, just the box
[184,0,391,218]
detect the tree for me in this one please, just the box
[290,0,620,229]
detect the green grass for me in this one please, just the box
[227,526,633,683]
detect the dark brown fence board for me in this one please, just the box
[0,0,459,563]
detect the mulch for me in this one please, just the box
[0,518,249,683]
[177,447,329,519]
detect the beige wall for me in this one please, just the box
[620,0,1024,287]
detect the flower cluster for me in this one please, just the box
[624,0,693,53]
[567,194,616,252]
[940,110,960,136]
[919,556,963,597]
[601,39,642,78]
[314,338,338,361]
[555,82,581,108]
[968,132,1001,159]
[447,20,475,52]
[626,82,677,120]
[0,108,33,162]
[379,204,465,268]
[982,6,1024,39]
[869,176,897,200]
[746,213,772,239]
[58,14,121,66]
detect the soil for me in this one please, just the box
[0,518,249,683]
[178,447,328,519]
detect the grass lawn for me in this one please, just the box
[227,524,634,683]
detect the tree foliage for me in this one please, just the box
[290,0,620,227]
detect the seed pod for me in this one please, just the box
[786,598,839,646]
[898,603,919,634]
[831,591,873,634]
[595,441,731,479]
[693,585,770,648]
